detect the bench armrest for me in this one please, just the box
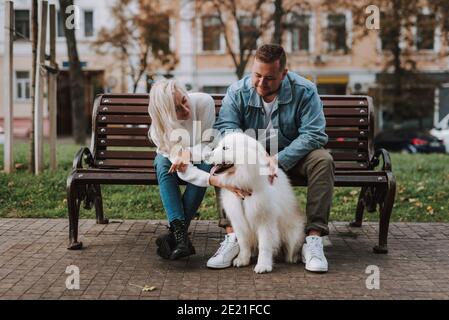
[370,148,392,172]
[72,147,94,170]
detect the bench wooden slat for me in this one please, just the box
[98,105,148,114]
[97,138,154,147]
[326,140,368,149]
[73,171,159,185]
[324,108,368,116]
[334,162,368,169]
[101,97,149,105]
[97,115,151,125]
[320,99,368,107]
[74,168,384,187]
[96,150,157,160]
[331,152,368,161]
[95,159,154,168]
[94,150,367,163]
[97,127,149,136]
[326,117,369,126]
[94,159,368,170]
[326,129,368,138]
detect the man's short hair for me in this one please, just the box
[255,44,287,70]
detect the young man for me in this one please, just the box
[207,44,335,273]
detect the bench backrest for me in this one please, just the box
[91,93,374,171]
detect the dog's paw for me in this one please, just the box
[233,255,250,268]
[254,264,273,274]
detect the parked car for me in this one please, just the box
[430,114,449,153]
[374,129,446,154]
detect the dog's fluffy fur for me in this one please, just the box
[208,132,306,273]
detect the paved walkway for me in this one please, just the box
[0,219,448,300]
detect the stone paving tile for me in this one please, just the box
[0,219,449,300]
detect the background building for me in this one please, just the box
[1,0,448,138]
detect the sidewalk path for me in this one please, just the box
[0,219,448,300]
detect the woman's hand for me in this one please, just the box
[168,149,191,174]
[209,175,252,199]
[266,155,278,185]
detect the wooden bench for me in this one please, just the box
[67,93,396,253]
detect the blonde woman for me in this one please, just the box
[148,79,249,260]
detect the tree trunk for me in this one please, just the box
[391,0,403,121]
[60,0,86,144]
[272,0,284,45]
[236,61,247,80]
[29,0,38,173]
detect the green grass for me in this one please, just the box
[1,143,448,222]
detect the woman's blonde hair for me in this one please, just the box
[148,79,191,155]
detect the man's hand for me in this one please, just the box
[168,149,191,174]
[266,155,278,185]
[209,175,252,199]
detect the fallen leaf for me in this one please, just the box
[350,190,358,196]
[142,285,157,292]
[408,198,418,203]
[417,186,425,192]
[414,201,423,208]
[426,206,434,215]
[128,283,157,292]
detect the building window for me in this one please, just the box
[57,10,65,37]
[291,14,310,52]
[239,16,259,51]
[15,71,31,101]
[202,15,222,52]
[84,10,94,37]
[14,10,30,41]
[416,14,435,50]
[326,14,347,53]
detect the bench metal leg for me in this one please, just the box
[350,187,367,227]
[93,185,108,225]
[67,177,83,250]
[373,173,396,254]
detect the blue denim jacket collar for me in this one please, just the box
[248,75,293,108]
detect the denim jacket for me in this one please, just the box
[213,71,328,172]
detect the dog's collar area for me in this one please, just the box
[211,163,234,175]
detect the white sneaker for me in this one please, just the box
[301,236,328,273]
[207,233,239,269]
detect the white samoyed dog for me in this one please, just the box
[207,132,306,273]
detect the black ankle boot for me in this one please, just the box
[155,223,196,259]
[169,219,192,260]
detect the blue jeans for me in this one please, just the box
[154,154,212,226]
